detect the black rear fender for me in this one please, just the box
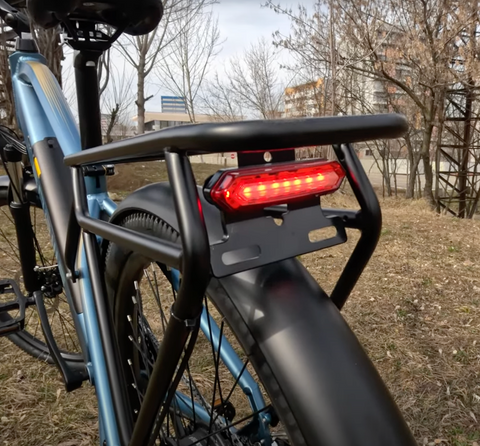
[110,182,417,446]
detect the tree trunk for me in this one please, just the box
[421,122,435,207]
[0,28,17,130]
[106,104,119,143]
[417,172,422,199]
[136,56,146,134]
[406,154,421,199]
[382,156,392,196]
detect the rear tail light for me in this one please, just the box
[205,160,345,212]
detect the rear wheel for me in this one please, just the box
[105,212,301,446]
[0,194,82,365]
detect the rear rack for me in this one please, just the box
[66,115,408,445]
[64,114,408,166]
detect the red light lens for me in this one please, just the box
[208,160,345,212]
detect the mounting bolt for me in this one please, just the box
[66,272,72,280]
[40,286,46,292]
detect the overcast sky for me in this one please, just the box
[64,1,311,117]
[215,1,291,60]
[145,0,298,112]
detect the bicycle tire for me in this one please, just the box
[0,197,83,366]
[104,211,304,446]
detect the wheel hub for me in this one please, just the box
[34,264,62,298]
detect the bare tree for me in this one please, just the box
[115,0,184,133]
[335,0,467,205]
[201,72,245,121]
[157,2,221,123]
[101,63,135,143]
[116,0,218,133]
[116,29,166,133]
[200,37,286,121]
[97,48,111,97]
[32,26,63,87]
[0,22,63,131]
[227,38,284,119]
[0,22,16,129]
[266,0,480,207]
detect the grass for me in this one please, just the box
[1,161,480,445]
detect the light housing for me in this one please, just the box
[205,160,345,213]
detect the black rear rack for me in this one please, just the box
[65,115,408,445]
[64,114,408,166]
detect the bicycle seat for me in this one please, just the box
[25,0,163,35]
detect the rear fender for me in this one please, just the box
[213,261,416,446]
[110,182,417,446]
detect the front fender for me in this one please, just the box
[0,175,40,207]
[111,182,416,446]
[0,175,9,206]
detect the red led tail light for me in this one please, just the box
[206,160,345,212]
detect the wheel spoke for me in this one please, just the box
[0,243,20,265]
[211,359,250,427]
[144,268,167,332]
[154,266,172,322]
[56,303,77,330]
[120,255,279,446]
[24,307,37,328]
[0,207,14,225]
[57,310,79,351]
[188,406,272,446]
[222,360,249,410]
[0,228,21,263]
[185,362,196,426]
[205,299,226,435]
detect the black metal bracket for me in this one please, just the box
[129,150,211,446]
[71,167,182,270]
[328,143,382,309]
[83,164,115,177]
[170,305,201,330]
[70,150,210,446]
[209,202,347,278]
[63,19,125,52]
[34,291,88,392]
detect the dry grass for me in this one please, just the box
[1,162,480,445]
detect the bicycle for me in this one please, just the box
[0,1,419,445]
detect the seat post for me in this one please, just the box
[74,50,103,150]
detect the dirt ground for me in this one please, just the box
[1,162,480,446]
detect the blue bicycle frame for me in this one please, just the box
[9,47,270,445]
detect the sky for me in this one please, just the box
[63,1,310,117]
[145,0,297,112]
[214,0,292,61]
